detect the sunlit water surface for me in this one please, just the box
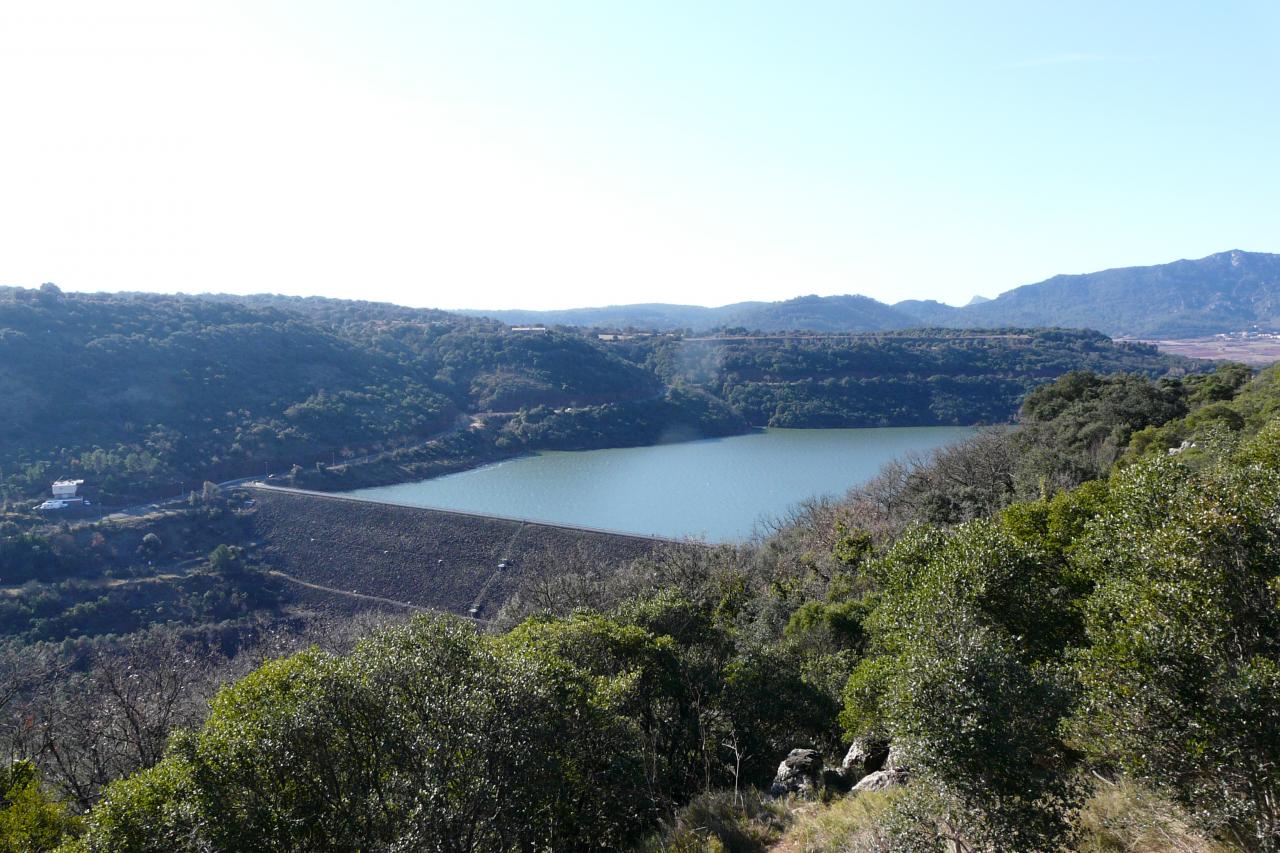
[344,426,976,542]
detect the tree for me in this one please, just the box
[0,760,79,853]
[207,544,242,577]
[1071,427,1280,849]
[843,520,1083,850]
[14,630,223,810]
[137,534,161,558]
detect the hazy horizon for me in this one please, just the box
[14,246,1269,315]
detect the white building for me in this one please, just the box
[51,479,84,499]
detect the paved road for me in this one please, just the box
[325,414,471,468]
[266,570,490,624]
[98,475,263,522]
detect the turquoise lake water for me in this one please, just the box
[344,426,976,542]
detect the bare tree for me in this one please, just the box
[16,630,226,808]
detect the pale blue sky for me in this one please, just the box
[1,1,1277,309]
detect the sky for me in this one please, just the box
[1,1,1278,311]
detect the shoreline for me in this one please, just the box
[285,422,763,494]
[282,421,995,497]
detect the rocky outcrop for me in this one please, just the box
[769,748,824,797]
[770,742,909,798]
[883,745,909,773]
[850,744,909,792]
[820,738,891,792]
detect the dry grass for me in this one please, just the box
[634,790,791,853]
[754,777,1234,853]
[768,789,901,853]
[1074,777,1235,853]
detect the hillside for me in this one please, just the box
[463,250,1280,338]
[0,286,1195,505]
[465,294,920,333]
[952,249,1280,336]
[645,328,1193,428]
[0,286,654,504]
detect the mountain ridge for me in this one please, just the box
[460,250,1280,337]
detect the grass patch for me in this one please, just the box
[1074,777,1234,853]
[634,790,791,853]
[770,788,902,853]
[636,775,1234,852]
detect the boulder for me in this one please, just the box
[841,738,890,778]
[769,748,824,797]
[851,768,909,793]
[883,745,910,773]
[821,738,892,792]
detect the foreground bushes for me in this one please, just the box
[72,618,656,852]
[69,600,841,852]
[837,423,1280,850]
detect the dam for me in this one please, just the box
[245,485,680,620]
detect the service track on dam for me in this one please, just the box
[244,485,682,619]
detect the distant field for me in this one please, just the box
[1140,337,1280,366]
[247,487,672,618]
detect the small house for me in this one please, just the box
[40,480,89,511]
[51,479,84,499]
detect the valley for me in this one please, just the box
[3,255,1280,852]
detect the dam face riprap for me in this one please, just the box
[246,487,675,618]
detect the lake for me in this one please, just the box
[343,426,976,542]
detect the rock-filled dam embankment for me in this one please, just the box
[245,486,680,619]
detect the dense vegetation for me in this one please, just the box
[0,286,654,504]
[5,358,1279,851]
[644,328,1182,429]
[0,493,283,645]
[472,249,1280,338]
[0,286,1190,505]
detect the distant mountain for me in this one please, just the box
[945,250,1280,337]
[965,294,992,306]
[890,299,962,327]
[458,303,735,330]
[466,250,1280,338]
[722,294,918,332]
[462,294,918,333]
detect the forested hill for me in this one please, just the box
[631,328,1192,429]
[0,286,657,504]
[0,285,1194,505]
[460,294,921,333]
[464,249,1280,337]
